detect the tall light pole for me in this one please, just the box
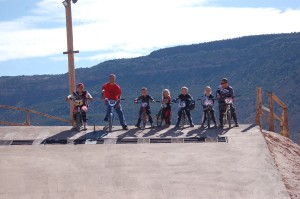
[62,0,79,124]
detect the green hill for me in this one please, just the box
[0,33,300,143]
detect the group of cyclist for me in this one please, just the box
[66,74,239,130]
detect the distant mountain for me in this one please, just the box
[0,33,300,144]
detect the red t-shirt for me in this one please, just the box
[102,83,122,100]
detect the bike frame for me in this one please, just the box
[202,99,214,128]
[136,101,149,130]
[223,98,233,128]
[106,99,124,132]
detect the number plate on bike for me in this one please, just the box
[108,100,117,106]
[178,101,186,108]
[203,100,213,106]
[141,102,148,108]
[75,100,83,106]
[225,98,233,104]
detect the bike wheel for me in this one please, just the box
[207,111,211,128]
[227,110,232,128]
[75,113,81,131]
[223,111,227,127]
[156,110,163,127]
[141,111,147,130]
[108,113,113,132]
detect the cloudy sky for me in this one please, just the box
[0,0,299,76]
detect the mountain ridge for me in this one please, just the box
[0,32,299,143]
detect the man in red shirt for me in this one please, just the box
[102,74,128,130]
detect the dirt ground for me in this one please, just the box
[263,131,300,199]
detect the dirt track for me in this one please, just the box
[263,131,300,199]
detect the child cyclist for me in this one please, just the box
[161,89,172,126]
[200,86,217,128]
[173,86,194,128]
[134,87,155,128]
[66,83,93,130]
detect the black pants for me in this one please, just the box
[219,103,237,124]
[202,110,216,124]
[137,108,153,125]
[176,108,193,125]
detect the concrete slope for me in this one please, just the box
[0,125,290,199]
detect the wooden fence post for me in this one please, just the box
[256,87,262,129]
[282,108,289,138]
[268,92,275,132]
[26,111,31,126]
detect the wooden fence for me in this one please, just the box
[0,104,70,126]
[256,87,289,137]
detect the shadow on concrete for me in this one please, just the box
[118,128,140,139]
[73,130,107,144]
[186,127,230,138]
[241,124,257,132]
[41,129,78,144]
[142,128,159,137]
[159,127,184,137]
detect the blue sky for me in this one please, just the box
[0,0,300,76]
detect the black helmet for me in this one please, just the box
[221,78,228,83]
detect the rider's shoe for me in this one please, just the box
[219,123,224,128]
[200,124,205,128]
[214,122,217,127]
[234,122,239,127]
[135,124,140,128]
[122,125,128,130]
[104,117,108,122]
[190,123,195,127]
[83,122,88,130]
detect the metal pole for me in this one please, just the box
[64,0,76,124]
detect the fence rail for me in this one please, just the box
[256,87,289,137]
[0,104,70,126]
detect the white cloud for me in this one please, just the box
[0,0,300,63]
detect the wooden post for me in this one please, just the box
[26,111,31,126]
[268,92,275,132]
[63,0,78,125]
[282,108,289,138]
[256,87,263,129]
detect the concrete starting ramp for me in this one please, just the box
[0,124,290,199]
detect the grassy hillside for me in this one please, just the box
[0,33,299,143]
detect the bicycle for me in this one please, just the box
[105,98,125,132]
[69,95,90,131]
[135,100,151,130]
[156,100,172,127]
[173,100,188,128]
[222,97,233,128]
[198,98,215,128]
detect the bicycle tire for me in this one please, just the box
[227,110,232,128]
[156,110,163,127]
[207,111,211,128]
[223,110,227,127]
[141,111,148,130]
[108,112,113,132]
[75,113,82,131]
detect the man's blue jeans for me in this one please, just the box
[105,102,127,127]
